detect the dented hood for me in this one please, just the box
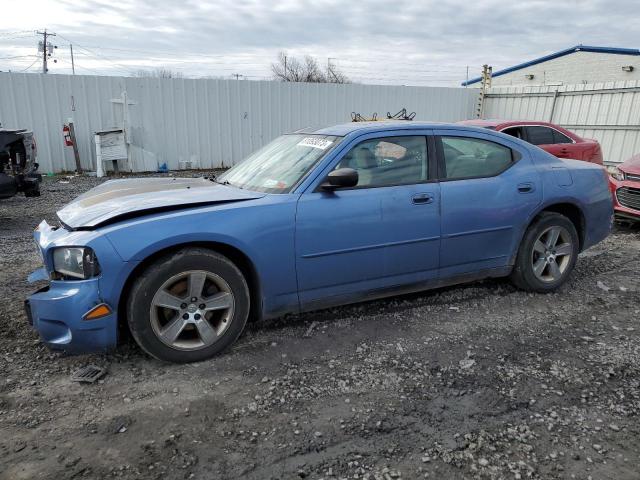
[57,177,264,229]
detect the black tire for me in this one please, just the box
[127,248,250,363]
[23,183,40,197]
[510,212,579,293]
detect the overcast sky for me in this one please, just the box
[1,0,638,86]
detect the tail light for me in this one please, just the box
[589,145,603,164]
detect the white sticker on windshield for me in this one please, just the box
[263,179,288,189]
[297,137,333,150]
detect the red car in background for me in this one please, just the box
[458,120,604,165]
[609,154,640,222]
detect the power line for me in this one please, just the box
[0,34,36,41]
[71,52,134,75]
[338,65,465,75]
[0,30,35,38]
[19,58,39,72]
[55,33,135,74]
[53,43,275,60]
[56,56,108,75]
[68,49,271,68]
[47,42,468,71]
[0,55,38,60]
[71,51,269,75]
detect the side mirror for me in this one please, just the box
[321,168,359,190]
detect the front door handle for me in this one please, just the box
[412,193,434,204]
[518,182,535,193]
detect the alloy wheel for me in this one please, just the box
[530,226,573,283]
[149,270,235,350]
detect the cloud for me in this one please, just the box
[1,0,638,85]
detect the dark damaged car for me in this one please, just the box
[26,122,613,363]
[0,127,41,199]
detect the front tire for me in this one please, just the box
[511,212,579,293]
[127,248,250,363]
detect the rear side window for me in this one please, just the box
[552,129,573,144]
[525,126,556,145]
[440,136,515,180]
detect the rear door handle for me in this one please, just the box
[517,182,535,193]
[412,193,434,204]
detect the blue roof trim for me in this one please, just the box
[308,121,444,136]
[461,45,640,86]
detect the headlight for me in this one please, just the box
[52,247,101,279]
[608,166,625,181]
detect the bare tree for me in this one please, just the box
[271,52,350,83]
[301,55,325,83]
[132,67,184,79]
[272,52,305,82]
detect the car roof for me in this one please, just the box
[295,121,452,136]
[459,119,563,129]
[457,119,504,127]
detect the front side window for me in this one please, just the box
[501,126,524,140]
[440,136,515,179]
[525,126,556,145]
[220,134,341,193]
[336,136,428,188]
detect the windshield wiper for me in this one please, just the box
[207,175,226,185]
[209,177,242,189]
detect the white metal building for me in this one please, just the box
[463,45,640,87]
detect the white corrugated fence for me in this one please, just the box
[0,73,478,173]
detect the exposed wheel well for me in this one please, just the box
[117,242,262,340]
[535,203,585,250]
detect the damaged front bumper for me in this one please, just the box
[26,220,120,353]
[25,279,117,353]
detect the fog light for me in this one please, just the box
[83,303,112,320]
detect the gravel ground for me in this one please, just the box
[1,173,639,480]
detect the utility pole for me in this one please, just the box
[70,44,75,75]
[232,73,243,80]
[476,64,492,118]
[36,29,56,73]
[327,57,338,82]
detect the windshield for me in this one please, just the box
[219,134,341,193]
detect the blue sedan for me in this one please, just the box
[26,122,613,362]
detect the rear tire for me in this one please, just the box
[511,212,579,292]
[127,248,250,363]
[23,182,40,197]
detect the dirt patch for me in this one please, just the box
[1,173,639,479]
